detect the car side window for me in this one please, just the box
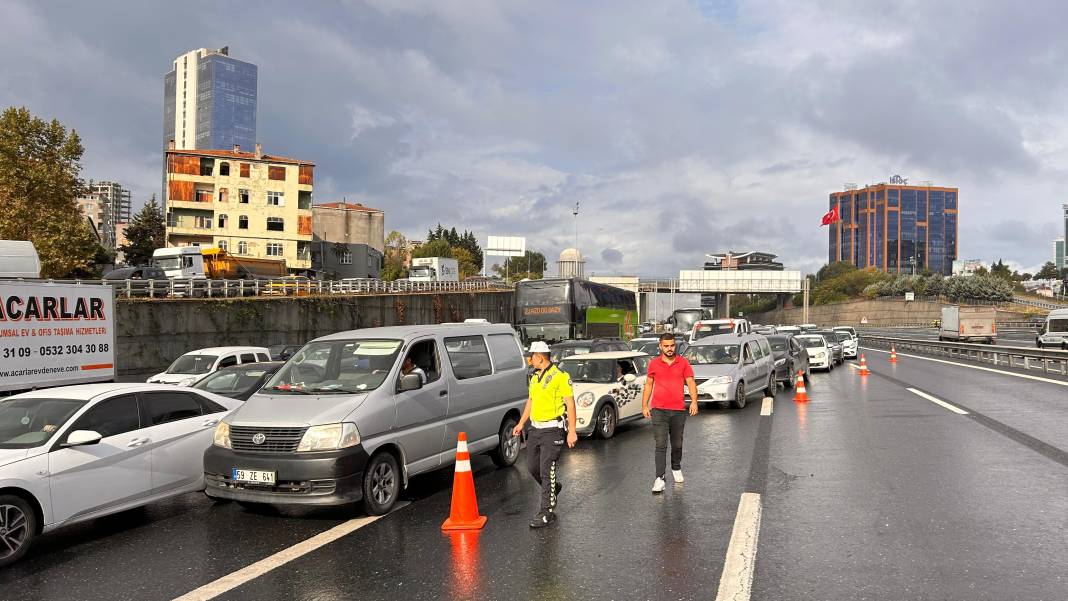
[401,339,440,385]
[218,355,238,368]
[65,394,140,440]
[189,391,229,414]
[256,353,270,362]
[443,335,493,380]
[758,339,771,358]
[142,392,204,425]
[240,353,256,364]
[743,343,754,361]
[486,333,525,372]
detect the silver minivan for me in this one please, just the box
[684,333,776,409]
[203,323,528,515]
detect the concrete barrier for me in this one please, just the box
[749,298,1031,328]
[116,291,514,378]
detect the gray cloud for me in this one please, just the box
[0,0,1063,276]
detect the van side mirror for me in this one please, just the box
[64,430,103,447]
[399,374,423,392]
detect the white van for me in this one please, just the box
[689,318,751,343]
[0,240,41,278]
[1036,309,1068,349]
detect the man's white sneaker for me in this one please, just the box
[672,469,684,483]
[651,477,666,493]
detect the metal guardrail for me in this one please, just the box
[24,278,513,299]
[862,335,1068,376]
[1011,295,1068,311]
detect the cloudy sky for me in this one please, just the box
[1,0,1065,275]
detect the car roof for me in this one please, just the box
[795,334,826,341]
[561,351,647,360]
[313,323,516,342]
[213,361,285,373]
[690,333,760,345]
[5,382,206,401]
[183,346,270,354]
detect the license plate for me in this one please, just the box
[232,469,276,484]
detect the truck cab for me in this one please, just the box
[152,246,206,279]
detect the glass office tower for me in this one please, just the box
[164,47,257,151]
[828,183,959,275]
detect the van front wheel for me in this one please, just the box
[362,452,400,515]
[491,416,521,468]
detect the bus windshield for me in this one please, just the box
[672,309,706,333]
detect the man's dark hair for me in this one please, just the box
[659,332,675,342]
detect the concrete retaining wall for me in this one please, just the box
[749,298,1031,327]
[116,291,514,377]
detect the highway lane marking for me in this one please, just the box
[760,397,773,416]
[173,502,408,601]
[906,387,969,415]
[860,347,1068,388]
[715,492,762,601]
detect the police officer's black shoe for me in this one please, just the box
[555,482,563,496]
[529,511,557,528]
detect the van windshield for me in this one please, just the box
[167,354,218,374]
[154,257,182,270]
[266,339,403,394]
[692,324,733,340]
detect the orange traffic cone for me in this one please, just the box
[889,346,898,363]
[793,370,809,403]
[858,354,870,376]
[442,432,488,531]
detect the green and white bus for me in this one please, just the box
[514,278,637,345]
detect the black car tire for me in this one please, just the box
[766,373,776,396]
[363,452,401,516]
[491,415,520,467]
[0,495,36,568]
[595,403,617,439]
[731,381,747,409]
[783,363,795,388]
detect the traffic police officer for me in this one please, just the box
[513,341,577,528]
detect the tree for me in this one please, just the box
[412,239,453,259]
[817,262,857,282]
[119,194,166,266]
[381,230,409,281]
[495,250,547,280]
[452,247,479,279]
[990,259,1012,281]
[1035,261,1059,280]
[0,106,98,277]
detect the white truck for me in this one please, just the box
[0,280,116,392]
[0,240,42,278]
[939,306,997,344]
[409,257,459,282]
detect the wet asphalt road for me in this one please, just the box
[4,353,1067,600]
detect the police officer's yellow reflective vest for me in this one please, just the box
[529,364,573,422]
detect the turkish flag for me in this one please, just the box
[821,205,841,226]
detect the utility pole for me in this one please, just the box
[573,202,580,250]
[802,277,810,323]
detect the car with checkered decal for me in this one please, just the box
[558,351,650,439]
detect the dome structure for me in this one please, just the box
[557,247,586,278]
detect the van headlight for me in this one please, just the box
[213,422,231,449]
[577,391,595,408]
[297,423,361,452]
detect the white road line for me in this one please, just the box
[860,347,1068,388]
[715,492,762,601]
[760,397,773,416]
[906,387,969,415]
[173,503,407,601]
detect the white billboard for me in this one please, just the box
[486,236,526,257]
[0,281,116,391]
[677,270,803,293]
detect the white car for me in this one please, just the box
[833,330,859,359]
[0,383,241,566]
[148,346,271,385]
[795,334,834,371]
[558,351,650,438]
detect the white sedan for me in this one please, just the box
[795,335,834,371]
[0,383,241,567]
[558,351,650,439]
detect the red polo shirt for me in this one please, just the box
[647,354,694,411]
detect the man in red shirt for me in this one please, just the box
[641,332,699,493]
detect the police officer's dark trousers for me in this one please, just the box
[526,426,565,513]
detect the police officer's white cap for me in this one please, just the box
[528,341,551,354]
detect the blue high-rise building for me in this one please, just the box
[828,179,959,275]
[164,47,257,151]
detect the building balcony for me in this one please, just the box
[167,223,216,237]
[167,199,215,211]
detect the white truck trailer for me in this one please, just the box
[939,306,997,344]
[409,257,459,282]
